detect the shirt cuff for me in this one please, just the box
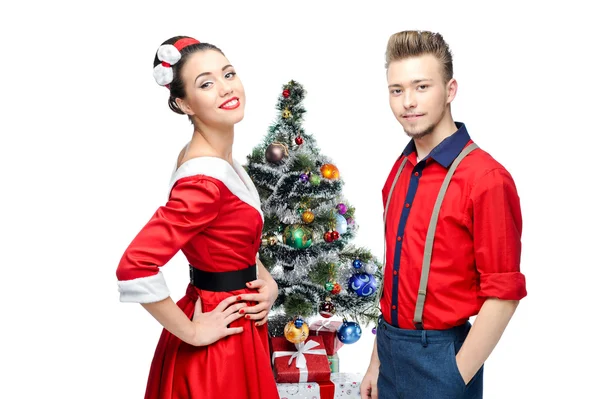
[117,271,170,303]
[478,271,527,300]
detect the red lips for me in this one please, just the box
[219,97,240,110]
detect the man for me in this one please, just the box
[360,30,527,399]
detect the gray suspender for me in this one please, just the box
[375,157,408,306]
[377,143,479,329]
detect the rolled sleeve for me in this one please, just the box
[479,271,527,300]
[471,168,527,300]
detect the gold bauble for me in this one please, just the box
[284,320,309,344]
[282,109,292,119]
[302,210,315,224]
[320,163,340,180]
[268,235,278,246]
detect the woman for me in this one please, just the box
[116,36,280,399]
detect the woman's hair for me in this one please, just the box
[153,36,224,115]
[385,30,453,83]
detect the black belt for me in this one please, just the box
[189,264,257,292]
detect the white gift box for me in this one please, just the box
[331,372,363,398]
[276,373,364,399]
[276,381,322,399]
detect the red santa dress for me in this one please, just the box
[116,156,279,399]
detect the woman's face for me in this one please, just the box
[177,49,245,128]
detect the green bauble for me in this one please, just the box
[309,174,321,186]
[283,224,313,249]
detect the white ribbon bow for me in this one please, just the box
[153,44,183,86]
[314,319,337,334]
[272,339,327,382]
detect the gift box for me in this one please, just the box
[271,336,331,383]
[276,380,335,399]
[309,320,344,356]
[327,354,339,373]
[331,373,363,398]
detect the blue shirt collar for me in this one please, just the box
[402,122,471,168]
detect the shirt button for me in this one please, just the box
[392,305,397,310]
[405,203,410,208]
[393,270,398,276]
[397,236,402,241]
[414,172,420,177]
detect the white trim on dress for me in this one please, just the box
[168,157,264,221]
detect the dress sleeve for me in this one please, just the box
[470,168,527,300]
[116,176,221,303]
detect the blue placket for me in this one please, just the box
[390,160,426,326]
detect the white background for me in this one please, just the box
[2,1,599,398]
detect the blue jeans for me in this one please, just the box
[377,316,484,399]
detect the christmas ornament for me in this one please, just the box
[268,235,278,246]
[283,224,313,249]
[299,173,309,182]
[302,210,315,224]
[284,319,309,344]
[294,317,305,328]
[352,259,363,269]
[335,214,348,235]
[324,282,334,291]
[265,142,289,164]
[337,319,362,344]
[295,136,304,145]
[331,230,340,241]
[372,327,377,335]
[346,217,355,227]
[336,203,347,215]
[283,89,290,98]
[319,298,336,318]
[320,163,340,180]
[309,174,321,186]
[323,230,334,243]
[282,109,292,119]
[348,273,377,297]
[261,233,278,247]
[331,283,342,295]
[364,262,378,275]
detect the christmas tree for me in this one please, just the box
[245,80,382,341]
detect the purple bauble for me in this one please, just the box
[346,217,355,226]
[372,327,377,335]
[300,173,309,182]
[336,203,347,215]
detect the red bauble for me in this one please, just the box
[283,89,290,98]
[295,136,304,145]
[319,300,335,318]
[324,231,334,243]
[331,283,342,295]
[331,230,340,240]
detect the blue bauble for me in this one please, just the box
[335,214,348,235]
[294,318,304,328]
[337,319,362,344]
[348,273,377,297]
[352,259,363,269]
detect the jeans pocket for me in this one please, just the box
[448,341,467,391]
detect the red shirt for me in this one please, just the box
[380,123,527,329]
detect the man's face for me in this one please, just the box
[387,54,455,139]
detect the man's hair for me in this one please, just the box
[385,30,453,83]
